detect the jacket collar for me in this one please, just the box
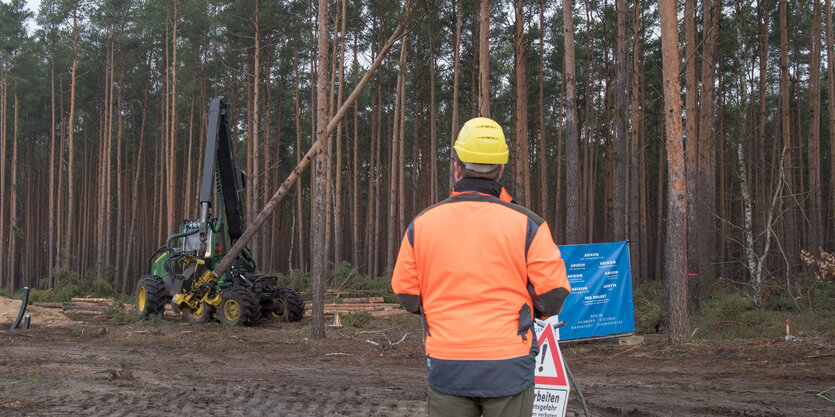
[452,178,502,198]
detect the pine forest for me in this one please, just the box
[0,0,833,341]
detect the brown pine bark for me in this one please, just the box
[538,0,547,215]
[429,30,438,205]
[114,64,125,280]
[293,32,305,271]
[168,3,178,235]
[614,0,628,241]
[659,0,690,344]
[312,0,330,339]
[1,60,7,281]
[122,53,152,293]
[478,0,490,117]
[563,0,581,244]
[779,0,796,270]
[352,29,360,267]
[807,0,822,250]
[450,0,462,190]
[397,36,408,240]
[9,87,18,291]
[48,31,57,277]
[104,41,115,273]
[513,0,529,208]
[684,0,698,279]
[697,0,719,298]
[756,0,770,258]
[251,0,261,257]
[334,0,347,266]
[826,0,835,243]
[386,39,405,276]
[65,5,79,270]
[630,0,643,286]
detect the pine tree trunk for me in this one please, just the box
[696,0,719,304]
[294,35,305,272]
[114,65,125,282]
[251,1,261,258]
[168,4,178,236]
[779,0,796,272]
[334,0,346,266]
[9,88,18,292]
[352,29,360,268]
[478,0,490,117]
[684,0,698,283]
[123,53,152,293]
[450,0,462,191]
[429,31,438,205]
[311,0,330,339]
[563,0,581,244]
[807,0,822,251]
[48,38,57,277]
[513,0,529,208]
[659,0,690,344]
[615,0,628,241]
[1,60,7,283]
[538,0,547,215]
[630,0,642,286]
[826,0,835,244]
[65,6,79,270]
[756,0,770,262]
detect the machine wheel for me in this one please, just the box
[136,275,167,319]
[268,287,305,322]
[218,287,261,326]
[183,301,215,324]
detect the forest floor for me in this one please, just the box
[0,305,833,417]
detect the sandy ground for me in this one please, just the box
[0,297,74,327]
[0,307,833,416]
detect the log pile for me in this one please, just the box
[35,297,115,316]
[304,297,409,319]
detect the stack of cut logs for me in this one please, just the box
[304,297,409,319]
[34,296,408,319]
[34,297,115,316]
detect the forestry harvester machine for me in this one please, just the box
[135,98,304,326]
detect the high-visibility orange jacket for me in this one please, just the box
[391,178,570,397]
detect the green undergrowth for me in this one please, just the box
[2,267,132,304]
[272,261,397,303]
[633,279,835,340]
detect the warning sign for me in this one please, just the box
[533,318,569,417]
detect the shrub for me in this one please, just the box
[633,281,664,334]
[341,311,373,328]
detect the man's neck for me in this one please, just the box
[452,178,502,198]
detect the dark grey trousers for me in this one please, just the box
[428,384,535,417]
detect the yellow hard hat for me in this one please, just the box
[454,117,509,165]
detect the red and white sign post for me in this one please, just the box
[533,317,570,417]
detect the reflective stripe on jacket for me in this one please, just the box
[391,178,570,397]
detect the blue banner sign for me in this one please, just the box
[557,241,635,341]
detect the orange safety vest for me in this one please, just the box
[391,178,570,397]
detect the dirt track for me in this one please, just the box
[1,313,833,416]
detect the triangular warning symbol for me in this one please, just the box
[535,324,568,387]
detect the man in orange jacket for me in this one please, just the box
[391,117,571,417]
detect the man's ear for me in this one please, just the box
[498,165,505,179]
[453,161,462,182]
